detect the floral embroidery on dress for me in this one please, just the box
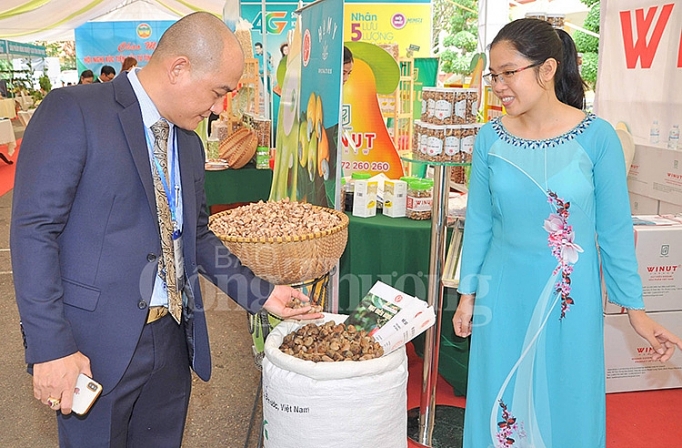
[491,113,595,150]
[544,191,583,319]
[496,400,525,447]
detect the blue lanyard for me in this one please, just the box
[145,128,180,222]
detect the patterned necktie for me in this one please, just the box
[150,119,182,324]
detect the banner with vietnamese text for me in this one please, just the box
[344,2,431,58]
[75,21,174,75]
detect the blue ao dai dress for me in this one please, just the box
[457,114,645,448]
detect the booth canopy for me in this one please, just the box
[0,0,225,42]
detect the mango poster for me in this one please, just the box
[340,2,431,178]
[341,41,403,179]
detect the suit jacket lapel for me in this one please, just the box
[112,75,201,249]
[113,75,157,220]
[176,130,197,242]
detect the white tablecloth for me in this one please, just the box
[17,110,32,127]
[0,98,16,119]
[0,119,17,156]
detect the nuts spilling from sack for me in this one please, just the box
[209,199,342,239]
[286,297,323,314]
[280,321,384,362]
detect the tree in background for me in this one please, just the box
[572,0,600,89]
[433,0,479,76]
[36,41,76,71]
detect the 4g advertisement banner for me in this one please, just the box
[241,2,299,88]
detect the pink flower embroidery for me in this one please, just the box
[545,191,582,319]
[495,400,525,447]
[543,213,563,233]
[561,231,583,264]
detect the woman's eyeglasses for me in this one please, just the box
[483,63,541,85]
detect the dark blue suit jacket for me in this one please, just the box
[10,74,274,392]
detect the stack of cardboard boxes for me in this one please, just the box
[627,143,682,215]
[603,215,682,393]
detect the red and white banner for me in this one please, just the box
[594,0,681,144]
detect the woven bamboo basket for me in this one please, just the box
[209,206,349,285]
[219,127,258,169]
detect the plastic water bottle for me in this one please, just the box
[669,124,680,150]
[650,120,660,144]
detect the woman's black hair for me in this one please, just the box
[78,69,94,84]
[343,46,354,64]
[490,18,587,109]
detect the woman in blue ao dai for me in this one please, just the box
[453,18,682,448]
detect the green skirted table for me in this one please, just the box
[338,213,445,311]
[337,213,469,396]
[203,163,273,209]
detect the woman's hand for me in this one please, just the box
[627,309,682,362]
[453,294,476,338]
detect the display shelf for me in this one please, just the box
[402,156,469,447]
[223,58,260,134]
[400,154,471,167]
[381,57,415,154]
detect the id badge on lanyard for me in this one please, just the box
[172,173,185,292]
[171,182,185,292]
[173,224,185,292]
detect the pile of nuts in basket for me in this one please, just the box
[279,320,384,362]
[209,199,342,239]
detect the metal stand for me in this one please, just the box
[407,163,465,448]
[407,405,465,448]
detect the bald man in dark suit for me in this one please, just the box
[11,12,320,447]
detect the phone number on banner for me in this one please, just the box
[341,161,391,172]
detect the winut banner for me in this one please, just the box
[594,0,682,144]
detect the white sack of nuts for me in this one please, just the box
[263,314,405,380]
[279,320,384,362]
[209,198,342,239]
[262,313,408,448]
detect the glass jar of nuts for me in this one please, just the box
[406,180,432,220]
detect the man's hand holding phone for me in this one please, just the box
[34,352,99,415]
[72,373,102,415]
